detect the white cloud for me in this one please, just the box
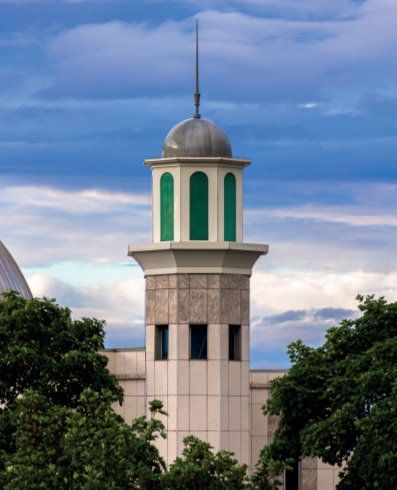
[32,2,397,107]
[1,184,151,265]
[27,268,146,348]
[4,180,397,363]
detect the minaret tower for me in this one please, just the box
[128,23,268,466]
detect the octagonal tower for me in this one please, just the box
[128,25,268,467]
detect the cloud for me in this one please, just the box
[250,304,357,368]
[27,267,146,348]
[1,184,151,265]
[34,3,397,103]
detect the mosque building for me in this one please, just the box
[0,31,341,489]
[103,85,341,488]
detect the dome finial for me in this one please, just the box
[193,18,201,119]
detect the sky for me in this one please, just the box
[2,0,397,368]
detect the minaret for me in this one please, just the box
[128,23,268,466]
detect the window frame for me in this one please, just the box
[190,324,208,360]
[228,324,241,361]
[155,325,169,360]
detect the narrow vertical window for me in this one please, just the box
[229,325,241,361]
[155,325,169,360]
[224,172,236,241]
[160,172,174,241]
[190,171,208,240]
[190,325,207,360]
[285,461,299,490]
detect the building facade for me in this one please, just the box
[103,108,340,489]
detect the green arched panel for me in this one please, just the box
[190,171,208,240]
[160,172,174,241]
[224,172,236,241]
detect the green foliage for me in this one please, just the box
[257,295,397,489]
[164,435,248,489]
[249,446,285,490]
[0,291,122,410]
[0,293,166,489]
[0,292,267,488]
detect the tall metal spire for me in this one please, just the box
[193,18,201,119]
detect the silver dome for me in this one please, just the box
[162,118,232,158]
[0,241,32,299]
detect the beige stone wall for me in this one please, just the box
[250,370,341,490]
[101,348,146,423]
[101,351,340,489]
[145,273,251,466]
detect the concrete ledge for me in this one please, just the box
[128,242,268,276]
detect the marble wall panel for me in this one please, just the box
[220,431,229,450]
[229,362,241,396]
[190,361,207,395]
[167,395,177,431]
[155,289,169,323]
[220,395,229,431]
[220,289,240,324]
[154,361,168,396]
[228,431,241,461]
[207,288,220,323]
[241,325,250,361]
[240,290,250,325]
[168,289,178,323]
[176,274,189,289]
[168,324,178,360]
[208,274,220,289]
[229,396,241,431]
[177,395,190,435]
[207,360,221,395]
[301,469,317,490]
[189,289,208,323]
[241,395,250,432]
[146,325,155,361]
[146,275,156,290]
[146,290,156,325]
[190,395,207,431]
[167,360,177,396]
[136,351,146,377]
[190,274,208,289]
[123,351,137,377]
[178,324,189,360]
[317,469,336,490]
[177,359,190,394]
[207,395,220,431]
[228,274,243,289]
[220,324,229,360]
[220,275,230,289]
[168,274,177,289]
[177,289,190,323]
[207,324,220,360]
[156,275,169,289]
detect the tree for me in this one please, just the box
[0,292,166,489]
[255,295,397,489]
[164,435,248,489]
[0,292,272,488]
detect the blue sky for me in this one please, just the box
[2,0,397,368]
